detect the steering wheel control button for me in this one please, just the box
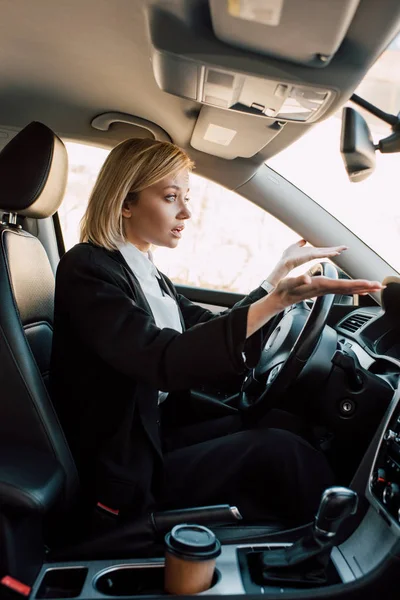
[267,363,282,385]
[339,399,356,417]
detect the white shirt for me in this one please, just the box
[117,242,182,404]
[117,242,183,334]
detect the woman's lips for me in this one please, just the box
[171,226,184,238]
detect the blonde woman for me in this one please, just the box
[50,138,383,527]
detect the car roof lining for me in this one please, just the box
[0,0,399,189]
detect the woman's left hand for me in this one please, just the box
[266,239,348,287]
[281,239,347,270]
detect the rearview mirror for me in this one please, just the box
[340,107,376,182]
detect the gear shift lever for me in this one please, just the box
[314,487,358,540]
[257,487,358,586]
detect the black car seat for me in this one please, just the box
[0,122,286,584]
[0,121,78,505]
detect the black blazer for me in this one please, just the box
[50,242,268,515]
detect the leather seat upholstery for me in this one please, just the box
[3,229,55,388]
[0,122,78,511]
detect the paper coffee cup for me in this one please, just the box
[164,524,221,595]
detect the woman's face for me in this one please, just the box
[122,169,191,252]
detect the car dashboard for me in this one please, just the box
[337,305,400,362]
[334,304,400,532]
[335,304,400,389]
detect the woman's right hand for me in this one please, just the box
[269,273,385,313]
[246,273,385,338]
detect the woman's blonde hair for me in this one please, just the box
[80,137,194,250]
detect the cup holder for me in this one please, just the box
[94,565,220,596]
[36,567,88,598]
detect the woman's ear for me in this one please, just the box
[122,192,138,218]
[121,199,132,219]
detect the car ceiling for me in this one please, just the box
[0,0,400,188]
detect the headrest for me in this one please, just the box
[0,122,68,219]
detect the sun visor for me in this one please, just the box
[209,0,360,68]
[190,105,284,159]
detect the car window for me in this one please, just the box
[58,142,110,251]
[60,142,301,293]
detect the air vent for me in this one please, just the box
[340,312,373,333]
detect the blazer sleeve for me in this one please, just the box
[56,249,256,392]
[171,280,270,368]
[176,286,268,326]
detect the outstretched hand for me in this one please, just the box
[269,273,385,313]
[266,239,348,287]
[246,271,385,339]
[280,239,347,270]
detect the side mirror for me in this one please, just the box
[340,107,376,182]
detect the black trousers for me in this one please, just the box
[161,412,334,526]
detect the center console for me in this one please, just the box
[27,543,352,598]
[26,484,395,599]
[13,509,400,599]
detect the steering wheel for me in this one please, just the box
[239,262,338,416]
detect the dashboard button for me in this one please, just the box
[383,483,400,508]
[383,429,400,443]
[372,468,387,492]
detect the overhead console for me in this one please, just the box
[154,59,335,124]
[145,0,398,160]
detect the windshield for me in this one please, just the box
[268,32,400,272]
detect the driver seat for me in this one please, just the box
[0,122,286,583]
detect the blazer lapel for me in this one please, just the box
[106,248,186,332]
[157,272,186,332]
[102,249,163,459]
[157,273,173,298]
[107,249,154,314]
